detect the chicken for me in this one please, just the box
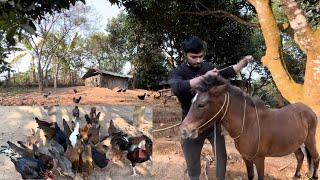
[88,125,100,145]
[92,145,110,168]
[111,132,131,151]
[53,123,69,151]
[72,106,80,120]
[126,147,150,176]
[63,118,72,138]
[35,117,56,139]
[7,141,33,157]
[65,140,83,172]
[84,114,92,124]
[38,125,56,140]
[48,149,74,178]
[108,119,120,136]
[92,112,101,125]
[35,117,55,127]
[69,121,80,147]
[11,156,55,180]
[80,144,93,179]
[6,141,54,171]
[73,89,78,94]
[126,138,152,176]
[43,92,51,98]
[116,88,123,92]
[73,96,82,104]
[80,124,91,142]
[137,93,146,100]
[89,107,97,119]
[49,140,64,155]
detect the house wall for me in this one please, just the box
[101,74,128,89]
[84,74,129,89]
[84,75,101,87]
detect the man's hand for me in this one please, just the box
[240,55,254,67]
[190,68,220,88]
[204,68,219,77]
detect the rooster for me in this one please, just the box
[126,138,152,176]
[73,96,82,104]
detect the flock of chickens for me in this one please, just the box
[0,106,153,179]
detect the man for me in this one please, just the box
[168,36,253,180]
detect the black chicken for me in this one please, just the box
[92,146,110,168]
[11,156,55,180]
[137,93,146,100]
[84,114,92,124]
[72,106,80,119]
[63,118,72,138]
[73,96,82,104]
[35,117,55,127]
[73,89,78,94]
[53,123,69,151]
[43,92,51,98]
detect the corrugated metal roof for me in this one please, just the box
[82,68,133,79]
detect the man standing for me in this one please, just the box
[169,36,253,180]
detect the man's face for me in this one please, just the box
[186,51,204,68]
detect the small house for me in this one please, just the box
[82,68,132,89]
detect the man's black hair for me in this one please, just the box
[182,36,207,54]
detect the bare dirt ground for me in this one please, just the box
[0,86,314,180]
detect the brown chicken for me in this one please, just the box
[80,124,91,142]
[92,112,101,125]
[80,144,93,179]
[108,119,120,136]
[88,125,100,145]
[89,107,97,119]
[65,140,83,172]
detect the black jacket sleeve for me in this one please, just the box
[168,68,191,97]
[219,66,237,79]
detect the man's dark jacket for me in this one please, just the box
[168,62,236,119]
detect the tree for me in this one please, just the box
[0,0,86,73]
[247,0,320,116]
[18,2,90,91]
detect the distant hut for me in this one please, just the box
[82,68,132,89]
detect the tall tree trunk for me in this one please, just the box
[37,59,44,92]
[54,62,60,89]
[6,69,10,86]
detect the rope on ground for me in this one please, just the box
[152,122,181,132]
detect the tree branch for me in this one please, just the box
[179,10,260,28]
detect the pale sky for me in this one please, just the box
[5,0,124,75]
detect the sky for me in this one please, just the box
[5,0,125,75]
